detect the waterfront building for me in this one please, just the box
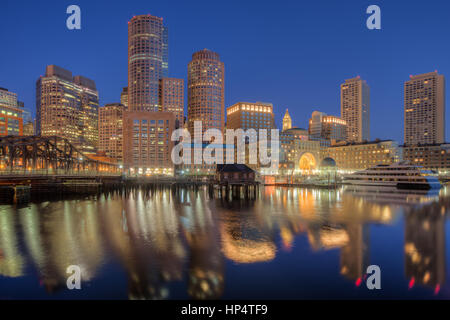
[159,78,184,127]
[99,103,125,162]
[0,87,23,136]
[36,65,99,154]
[282,109,292,132]
[341,76,370,142]
[280,128,321,173]
[280,128,309,163]
[187,49,224,136]
[402,143,450,175]
[123,111,175,175]
[216,164,256,184]
[404,72,445,146]
[325,140,401,171]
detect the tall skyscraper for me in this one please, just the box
[404,71,445,146]
[36,65,99,154]
[128,14,167,112]
[0,87,23,136]
[282,109,292,131]
[159,78,184,127]
[124,14,174,174]
[341,76,370,143]
[187,49,224,136]
[99,103,125,162]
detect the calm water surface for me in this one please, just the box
[1,186,450,299]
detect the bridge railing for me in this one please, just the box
[0,169,122,177]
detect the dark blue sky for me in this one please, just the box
[1,0,449,143]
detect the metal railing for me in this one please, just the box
[0,169,121,177]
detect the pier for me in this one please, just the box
[0,136,261,203]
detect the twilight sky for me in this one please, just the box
[1,0,450,143]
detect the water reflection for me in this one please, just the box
[404,200,446,293]
[0,208,25,278]
[19,201,104,292]
[0,185,449,299]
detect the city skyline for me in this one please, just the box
[2,0,450,144]
[3,0,450,305]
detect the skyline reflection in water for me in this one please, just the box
[0,186,450,299]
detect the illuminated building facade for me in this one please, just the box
[226,102,275,132]
[125,14,173,173]
[280,128,309,162]
[341,76,370,142]
[183,49,224,176]
[123,111,175,175]
[36,65,99,154]
[187,49,224,136]
[402,144,450,174]
[99,103,125,162]
[308,111,347,146]
[280,128,321,173]
[128,14,168,112]
[0,87,23,136]
[325,140,401,171]
[282,109,292,131]
[404,72,445,146]
[159,78,184,127]
[226,102,275,169]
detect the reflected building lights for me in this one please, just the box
[0,184,448,298]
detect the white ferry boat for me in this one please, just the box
[343,162,441,190]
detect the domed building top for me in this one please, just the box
[320,157,337,168]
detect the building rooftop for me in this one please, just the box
[217,164,255,173]
[282,127,307,133]
[329,139,395,148]
[401,143,450,148]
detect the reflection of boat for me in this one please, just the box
[344,185,440,206]
[343,163,441,190]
